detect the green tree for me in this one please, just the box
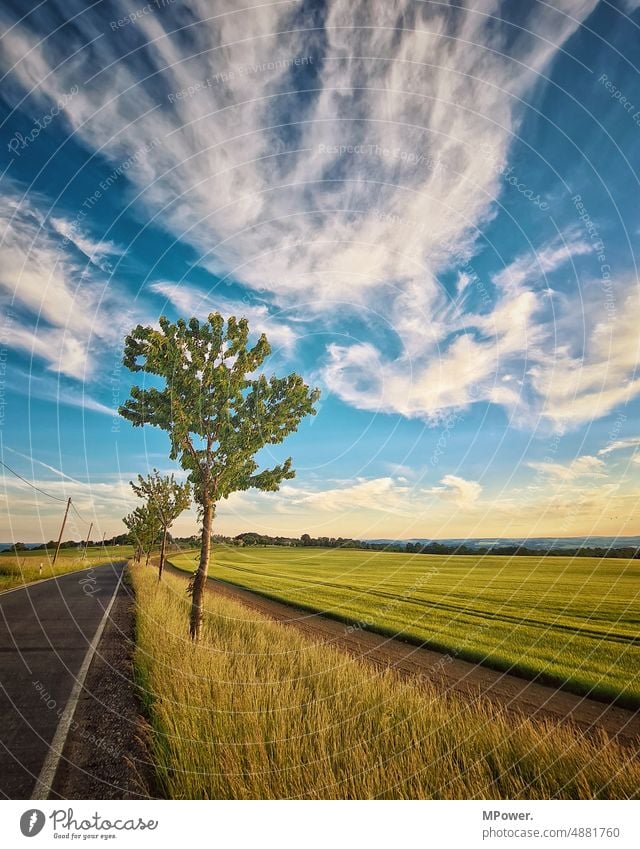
[130,469,191,580]
[123,504,160,566]
[119,313,319,640]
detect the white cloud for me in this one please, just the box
[7,0,635,435]
[491,234,592,297]
[216,467,640,539]
[0,0,600,302]
[4,366,117,417]
[529,283,640,427]
[50,218,121,272]
[5,448,85,485]
[528,455,607,482]
[0,470,136,529]
[150,281,299,354]
[283,476,416,516]
[438,474,482,504]
[599,436,640,456]
[224,472,482,521]
[321,237,577,423]
[0,191,142,379]
[324,246,640,428]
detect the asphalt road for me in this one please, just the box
[0,562,125,799]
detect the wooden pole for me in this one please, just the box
[52,498,71,566]
[83,522,93,558]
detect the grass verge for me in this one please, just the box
[131,565,640,800]
[0,546,133,591]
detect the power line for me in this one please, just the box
[0,459,93,526]
[70,500,92,526]
[0,459,69,502]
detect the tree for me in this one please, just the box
[119,313,319,640]
[130,469,191,580]
[123,505,160,566]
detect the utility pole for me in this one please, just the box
[52,498,71,567]
[83,522,93,558]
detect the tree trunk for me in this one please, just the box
[145,548,151,567]
[189,500,213,641]
[159,528,167,580]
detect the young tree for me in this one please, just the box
[119,313,319,640]
[130,469,191,579]
[123,505,161,566]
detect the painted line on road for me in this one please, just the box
[30,566,124,800]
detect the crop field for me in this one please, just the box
[132,565,640,799]
[169,546,640,707]
[0,545,133,591]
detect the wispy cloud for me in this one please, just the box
[491,233,592,297]
[599,437,640,457]
[4,366,117,417]
[225,472,482,521]
[438,474,482,505]
[3,0,637,435]
[150,281,299,354]
[529,282,640,428]
[219,467,639,539]
[528,455,607,482]
[49,218,122,273]
[0,190,141,379]
[5,447,85,485]
[322,231,590,423]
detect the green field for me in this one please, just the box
[169,546,640,706]
[133,565,640,799]
[0,545,133,591]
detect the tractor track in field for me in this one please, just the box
[165,560,640,749]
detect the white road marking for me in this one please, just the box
[30,566,124,800]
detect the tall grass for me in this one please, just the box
[132,566,640,800]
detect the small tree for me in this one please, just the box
[130,469,191,579]
[119,313,319,640]
[122,509,142,563]
[123,505,160,566]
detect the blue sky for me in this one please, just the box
[1,0,639,542]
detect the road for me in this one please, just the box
[0,562,124,799]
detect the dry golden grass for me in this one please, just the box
[132,566,640,800]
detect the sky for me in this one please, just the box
[1,0,639,543]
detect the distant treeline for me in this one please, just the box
[3,532,639,559]
[404,541,640,559]
[213,533,640,559]
[2,533,132,552]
